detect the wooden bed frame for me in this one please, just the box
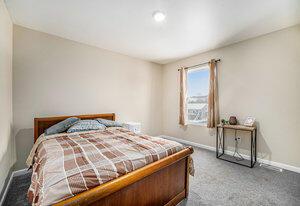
[34,113,193,206]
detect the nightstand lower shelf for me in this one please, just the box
[217,153,255,168]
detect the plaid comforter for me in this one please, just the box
[27,128,184,205]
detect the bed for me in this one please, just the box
[30,113,193,206]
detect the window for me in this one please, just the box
[186,65,209,125]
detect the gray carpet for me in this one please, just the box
[3,171,31,206]
[3,147,300,206]
[178,148,300,206]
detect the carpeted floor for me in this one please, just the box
[3,171,31,206]
[179,148,300,206]
[3,147,300,206]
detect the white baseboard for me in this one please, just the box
[160,135,216,152]
[12,168,29,177]
[159,135,300,174]
[0,168,29,205]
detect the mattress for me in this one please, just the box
[26,127,184,205]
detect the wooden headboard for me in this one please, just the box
[34,113,115,142]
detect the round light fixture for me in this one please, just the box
[152,11,166,22]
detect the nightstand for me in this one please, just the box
[123,122,141,134]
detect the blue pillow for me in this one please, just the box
[45,117,80,135]
[67,120,106,133]
[96,118,123,127]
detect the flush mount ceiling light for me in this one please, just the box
[152,11,166,22]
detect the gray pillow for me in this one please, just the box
[67,120,106,133]
[96,118,123,127]
[45,117,80,135]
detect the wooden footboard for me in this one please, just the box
[34,113,193,206]
[55,147,193,206]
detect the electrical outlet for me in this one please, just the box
[235,137,242,143]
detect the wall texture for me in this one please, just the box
[162,25,300,168]
[0,0,13,195]
[13,25,163,169]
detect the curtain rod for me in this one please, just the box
[177,59,221,71]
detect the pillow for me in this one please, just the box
[45,117,80,135]
[67,120,106,133]
[96,118,123,127]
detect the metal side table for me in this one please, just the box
[216,124,257,168]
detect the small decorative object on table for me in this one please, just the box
[221,119,225,125]
[243,116,255,127]
[221,119,229,125]
[123,122,141,134]
[229,116,238,125]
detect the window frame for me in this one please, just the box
[185,64,209,126]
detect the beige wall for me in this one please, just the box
[0,0,13,194]
[10,24,300,170]
[13,25,163,169]
[162,25,300,167]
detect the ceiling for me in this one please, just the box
[5,0,300,64]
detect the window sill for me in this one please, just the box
[186,122,207,127]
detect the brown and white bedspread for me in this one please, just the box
[27,128,185,205]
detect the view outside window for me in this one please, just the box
[186,66,209,125]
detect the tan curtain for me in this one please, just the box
[207,59,219,128]
[179,67,187,125]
